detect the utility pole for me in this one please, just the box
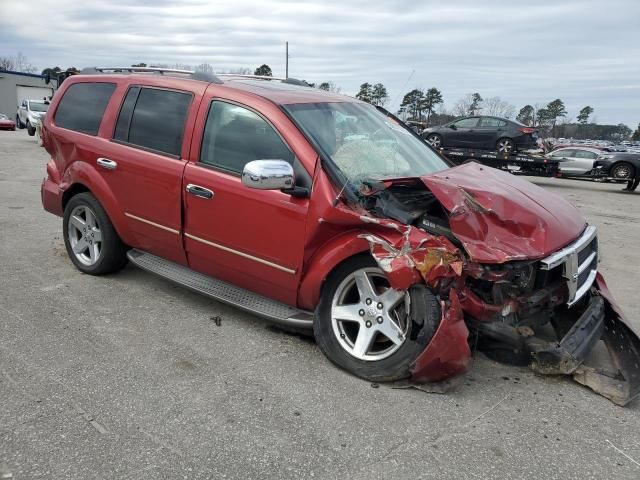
[285,41,289,79]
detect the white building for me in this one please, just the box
[0,70,54,121]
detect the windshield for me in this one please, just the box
[29,102,48,112]
[285,102,449,186]
[0,114,7,120]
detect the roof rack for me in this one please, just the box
[217,74,309,86]
[80,66,223,84]
[80,68,309,87]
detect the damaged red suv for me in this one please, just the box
[41,68,640,405]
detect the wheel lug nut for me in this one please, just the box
[376,317,383,324]
[359,309,365,316]
[365,321,372,328]
[377,302,383,309]
[366,298,372,305]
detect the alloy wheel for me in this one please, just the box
[497,139,515,153]
[612,164,632,179]
[331,268,409,361]
[67,205,103,266]
[427,135,441,148]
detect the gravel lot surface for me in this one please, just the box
[1,129,639,479]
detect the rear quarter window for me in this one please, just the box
[54,82,116,135]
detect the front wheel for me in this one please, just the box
[63,192,128,275]
[426,133,442,149]
[611,162,635,181]
[496,138,515,154]
[314,256,441,382]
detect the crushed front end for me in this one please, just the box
[356,165,640,406]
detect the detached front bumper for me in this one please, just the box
[464,274,640,406]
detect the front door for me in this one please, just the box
[447,117,480,147]
[182,98,311,306]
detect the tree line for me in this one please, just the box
[4,53,637,141]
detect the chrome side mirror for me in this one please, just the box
[241,160,294,190]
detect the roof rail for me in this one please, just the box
[80,66,223,84]
[217,74,309,87]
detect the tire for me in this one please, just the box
[63,192,128,275]
[26,122,35,136]
[426,133,442,149]
[16,115,24,129]
[496,138,515,154]
[314,255,441,382]
[610,162,635,181]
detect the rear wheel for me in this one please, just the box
[611,162,635,181]
[426,133,442,149]
[63,193,128,275]
[496,138,515,154]
[26,121,35,136]
[314,256,441,382]
[15,114,24,129]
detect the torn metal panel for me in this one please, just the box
[410,289,471,382]
[572,274,640,406]
[358,218,463,291]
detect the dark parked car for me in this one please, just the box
[422,116,537,153]
[593,152,640,188]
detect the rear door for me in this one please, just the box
[571,149,599,174]
[95,83,204,264]
[477,117,506,148]
[182,92,313,306]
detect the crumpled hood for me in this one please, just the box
[421,163,586,263]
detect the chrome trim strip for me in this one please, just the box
[540,225,597,270]
[568,269,598,307]
[184,233,296,275]
[577,251,597,275]
[540,225,598,306]
[124,213,180,234]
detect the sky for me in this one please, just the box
[1,0,639,127]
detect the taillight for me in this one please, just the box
[519,127,536,134]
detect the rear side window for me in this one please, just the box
[54,82,116,135]
[574,150,598,159]
[113,87,191,157]
[479,117,507,127]
[552,149,574,157]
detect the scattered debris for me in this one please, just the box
[391,376,464,394]
[72,403,108,435]
[210,315,222,326]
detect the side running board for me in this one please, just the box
[127,249,314,330]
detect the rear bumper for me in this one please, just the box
[515,135,538,149]
[41,177,63,217]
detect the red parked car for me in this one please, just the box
[0,113,16,130]
[40,67,640,404]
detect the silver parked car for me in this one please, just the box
[548,147,607,176]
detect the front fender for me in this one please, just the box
[60,161,136,246]
[297,232,371,311]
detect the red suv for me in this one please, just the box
[40,67,640,404]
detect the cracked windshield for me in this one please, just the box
[285,102,448,186]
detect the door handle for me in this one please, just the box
[186,184,214,199]
[97,157,117,170]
